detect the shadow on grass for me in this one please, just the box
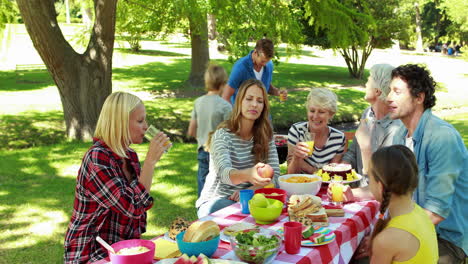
[0,141,199,263]
[0,70,54,92]
[112,58,365,93]
[0,111,66,150]
[115,48,188,57]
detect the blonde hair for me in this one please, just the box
[306,88,338,114]
[207,79,273,163]
[204,64,228,92]
[369,64,395,100]
[94,92,143,158]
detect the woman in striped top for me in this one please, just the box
[196,79,280,218]
[287,88,345,174]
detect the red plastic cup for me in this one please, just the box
[284,221,302,254]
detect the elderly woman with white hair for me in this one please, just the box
[287,88,345,174]
[342,64,402,185]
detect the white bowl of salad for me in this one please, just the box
[229,228,281,264]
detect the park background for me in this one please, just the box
[0,0,467,263]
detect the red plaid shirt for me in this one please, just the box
[64,139,153,263]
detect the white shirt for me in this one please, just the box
[254,67,264,81]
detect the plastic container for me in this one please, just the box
[175,231,220,258]
[254,188,287,204]
[278,174,322,196]
[108,239,155,264]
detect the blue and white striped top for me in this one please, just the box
[288,121,345,169]
[196,128,280,208]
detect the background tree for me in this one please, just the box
[211,0,304,62]
[0,0,15,28]
[303,0,406,79]
[16,0,117,140]
[122,0,303,88]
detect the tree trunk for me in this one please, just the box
[187,14,209,88]
[414,2,424,52]
[65,0,70,24]
[340,44,373,79]
[16,0,117,141]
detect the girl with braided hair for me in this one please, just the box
[368,145,438,263]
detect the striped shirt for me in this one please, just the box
[196,128,280,208]
[288,122,345,169]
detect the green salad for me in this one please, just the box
[234,230,279,264]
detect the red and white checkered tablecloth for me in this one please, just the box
[202,199,379,264]
[93,197,378,264]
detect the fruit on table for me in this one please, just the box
[257,164,274,179]
[173,253,211,264]
[310,233,325,244]
[302,226,315,239]
[250,193,270,208]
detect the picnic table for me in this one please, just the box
[94,188,379,264]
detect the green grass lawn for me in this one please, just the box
[1,28,468,263]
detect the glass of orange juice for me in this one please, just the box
[331,176,344,205]
[145,125,172,152]
[304,131,315,156]
[279,88,287,102]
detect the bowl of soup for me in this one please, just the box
[278,174,322,196]
[108,239,155,264]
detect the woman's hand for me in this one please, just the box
[248,163,272,187]
[327,183,355,202]
[145,132,170,165]
[292,142,310,160]
[229,191,240,202]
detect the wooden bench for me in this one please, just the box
[15,64,48,82]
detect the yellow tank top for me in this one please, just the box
[386,204,438,264]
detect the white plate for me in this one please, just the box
[322,173,363,184]
[156,258,246,264]
[277,226,335,246]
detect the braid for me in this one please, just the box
[370,188,392,256]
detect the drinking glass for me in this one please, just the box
[303,131,315,156]
[145,125,172,152]
[279,87,287,102]
[331,176,344,205]
[284,221,302,254]
[239,189,254,214]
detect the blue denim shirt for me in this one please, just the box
[227,50,273,104]
[394,109,468,254]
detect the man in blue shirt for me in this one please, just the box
[388,64,467,264]
[222,39,287,105]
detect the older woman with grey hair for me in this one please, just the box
[342,63,403,186]
[286,88,346,174]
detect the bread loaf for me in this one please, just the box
[183,220,220,242]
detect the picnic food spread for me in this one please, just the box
[288,194,329,226]
[173,253,210,264]
[169,217,190,240]
[154,238,182,259]
[281,175,320,183]
[322,163,352,178]
[116,246,150,255]
[317,164,359,182]
[183,220,220,242]
[223,223,256,236]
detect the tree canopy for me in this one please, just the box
[302,0,407,79]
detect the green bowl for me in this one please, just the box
[248,198,283,224]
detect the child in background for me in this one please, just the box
[368,145,438,263]
[188,64,232,197]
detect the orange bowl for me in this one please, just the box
[254,188,287,204]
